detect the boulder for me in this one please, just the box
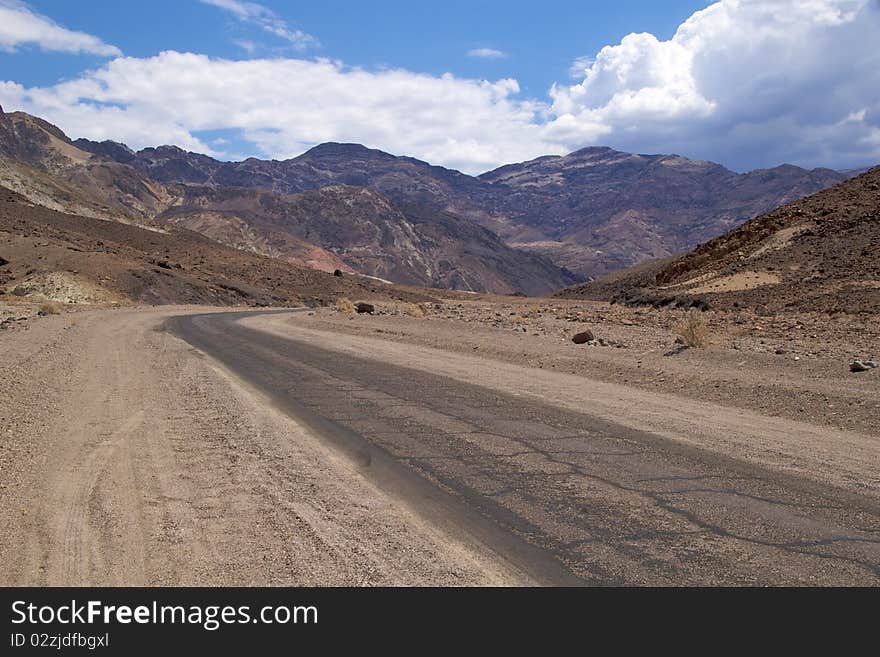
[850,361,870,372]
[333,269,343,278]
[571,330,595,344]
[355,302,375,314]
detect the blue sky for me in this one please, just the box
[10,1,710,96]
[1,1,878,173]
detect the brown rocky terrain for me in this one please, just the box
[3,106,871,304]
[159,183,575,294]
[560,167,880,315]
[480,148,851,278]
[3,193,877,586]
[79,136,853,279]
[0,189,432,309]
[2,109,574,295]
[0,108,168,223]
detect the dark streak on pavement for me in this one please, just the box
[167,310,880,586]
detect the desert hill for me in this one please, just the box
[558,167,880,314]
[0,188,430,307]
[0,108,169,223]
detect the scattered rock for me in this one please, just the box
[775,347,787,355]
[571,330,595,344]
[355,302,375,314]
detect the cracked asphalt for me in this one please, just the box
[169,311,880,586]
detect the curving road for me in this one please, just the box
[168,311,880,586]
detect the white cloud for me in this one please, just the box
[0,0,120,56]
[200,0,318,50]
[567,55,594,79]
[0,0,877,174]
[467,48,507,59]
[546,0,880,170]
[233,39,257,54]
[0,52,562,174]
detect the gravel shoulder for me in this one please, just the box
[0,305,524,586]
[286,298,879,436]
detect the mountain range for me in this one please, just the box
[0,105,858,295]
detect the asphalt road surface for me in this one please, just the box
[168,310,880,586]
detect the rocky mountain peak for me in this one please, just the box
[298,142,396,163]
[73,138,136,164]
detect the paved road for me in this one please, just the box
[168,311,880,585]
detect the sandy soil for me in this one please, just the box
[0,304,524,586]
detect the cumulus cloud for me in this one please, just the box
[0,0,877,173]
[0,0,120,56]
[547,0,880,170]
[0,52,562,173]
[200,0,318,50]
[467,48,507,59]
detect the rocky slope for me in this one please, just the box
[80,137,854,279]
[0,189,431,307]
[159,183,574,294]
[558,167,880,314]
[13,105,859,290]
[0,108,169,223]
[1,110,572,295]
[480,147,850,278]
